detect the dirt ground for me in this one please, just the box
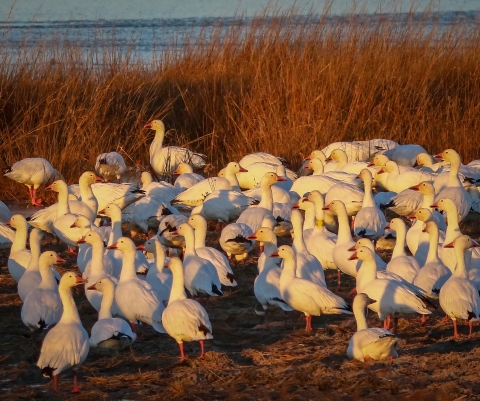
[1,219,480,400]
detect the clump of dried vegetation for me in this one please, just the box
[1,4,480,199]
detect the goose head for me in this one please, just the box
[443,235,480,250]
[260,172,285,187]
[139,238,163,254]
[140,171,154,187]
[322,199,346,216]
[377,160,398,175]
[430,198,457,214]
[327,149,348,163]
[305,150,326,163]
[348,245,375,262]
[106,237,136,253]
[306,190,324,206]
[144,119,165,131]
[348,238,375,252]
[173,163,193,175]
[188,214,207,230]
[70,215,91,229]
[39,250,65,267]
[357,168,373,183]
[367,154,389,168]
[79,171,103,186]
[45,179,68,193]
[225,162,248,175]
[87,276,115,292]
[60,271,88,288]
[410,208,433,222]
[98,203,122,219]
[247,226,276,243]
[174,222,193,238]
[304,158,324,173]
[409,181,435,196]
[270,244,295,260]
[415,153,434,168]
[435,149,460,164]
[6,213,27,229]
[384,217,405,233]
[78,230,103,246]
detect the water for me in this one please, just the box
[0,0,479,61]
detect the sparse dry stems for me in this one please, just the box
[1,7,480,199]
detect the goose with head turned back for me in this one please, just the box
[274,245,352,331]
[347,293,398,362]
[246,226,294,328]
[377,160,436,193]
[220,222,255,261]
[130,196,179,238]
[88,277,137,349]
[354,169,386,241]
[145,119,206,176]
[440,236,480,339]
[37,271,89,394]
[173,163,205,191]
[414,152,446,172]
[162,257,213,359]
[7,214,31,282]
[21,251,64,331]
[187,215,237,287]
[413,221,451,296]
[158,213,188,251]
[107,237,166,333]
[325,149,373,175]
[384,218,421,284]
[290,209,326,287]
[95,151,127,183]
[434,149,473,221]
[304,158,361,186]
[175,223,223,297]
[350,246,432,333]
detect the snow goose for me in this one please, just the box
[137,238,172,304]
[130,197,179,238]
[377,161,435,193]
[140,171,179,201]
[162,257,213,359]
[107,237,165,333]
[88,277,136,349]
[18,228,46,301]
[350,246,432,332]
[95,151,127,183]
[354,169,386,241]
[146,119,207,177]
[0,200,11,223]
[73,171,104,218]
[158,213,188,250]
[246,227,294,328]
[6,214,31,282]
[384,218,421,283]
[234,162,296,190]
[3,157,62,206]
[294,197,316,243]
[37,271,89,394]
[175,223,222,297]
[21,251,64,331]
[321,139,398,162]
[413,221,451,296]
[219,222,255,261]
[325,149,373,175]
[303,191,337,270]
[187,215,237,287]
[383,144,427,167]
[290,209,326,287]
[274,245,352,331]
[171,176,231,206]
[173,163,205,191]
[304,158,361,186]
[290,172,349,199]
[440,236,480,338]
[236,172,286,233]
[434,149,473,221]
[414,153,446,172]
[239,152,286,167]
[347,293,398,361]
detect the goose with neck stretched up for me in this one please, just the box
[162,257,213,359]
[274,245,352,331]
[21,251,64,331]
[246,227,294,329]
[7,214,31,282]
[439,236,480,339]
[88,277,137,349]
[37,272,89,394]
[347,293,398,362]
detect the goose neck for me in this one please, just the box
[193,224,207,249]
[89,241,105,276]
[362,179,375,207]
[356,259,377,290]
[168,268,187,303]
[335,206,353,244]
[258,184,274,211]
[353,301,368,331]
[26,236,41,271]
[56,184,71,216]
[425,227,440,264]
[11,222,28,254]
[444,206,461,242]
[448,158,462,187]
[392,225,407,258]
[58,286,81,323]
[303,207,316,230]
[183,229,197,256]
[453,246,469,278]
[108,214,123,245]
[149,242,166,276]
[39,263,57,290]
[98,285,114,320]
[119,249,137,281]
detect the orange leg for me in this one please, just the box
[53,375,59,393]
[441,314,451,323]
[72,374,81,393]
[305,315,313,332]
[337,270,341,290]
[179,342,186,359]
[453,319,460,338]
[421,314,427,324]
[364,355,371,362]
[383,316,391,330]
[468,320,474,339]
[199,340,205,359]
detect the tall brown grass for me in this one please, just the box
[1,6,480,200]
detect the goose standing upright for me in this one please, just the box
[347,293,398,362]
[439,236,480,339]
[88,277,137,349]
[37,272,89,394]
[162,257,213,359]
[7,214,31,282]
[18,228,45,301]
[274,245,352,331]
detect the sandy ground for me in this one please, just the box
[1,224,480,400]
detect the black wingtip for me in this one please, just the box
[130,189,146,194]
[226,272,236,283]
[468,310,477,321]
[98,158,108,165]
[212,284,223,296]
[41,366,55,378]
[198,323,211,336]
[225,235,252,245]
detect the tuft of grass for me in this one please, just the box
[1,5,480,199]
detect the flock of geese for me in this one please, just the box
[2,119,480,393]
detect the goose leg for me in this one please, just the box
[199,340,205,359]
[441,314,450,323]
[53,375,59,393]
[383,316,391,330]
[337,270,341,291]
[305,315,313,332]
[393,316,399,335]
[72,374,81,393]
[421,314,427,324]
[468,320,474,339]
[453,319,460,338]
[264,309,270,330]
[179,342,186,359]
[32,188,42,206]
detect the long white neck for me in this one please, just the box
[108,211,123,245]
[183,228,197,256]
[453,246,469,279]
[303,205,316,230]
[119,249,137,281]
[58,285,81,324]
[193,223,207,249]
[392,223,407,258]
[425,226,441,264]
[356,258,377,290]
[89,240,106,277]
[448,157,462,187]
[168,267,187,303]
[98,284,114,320]
[152,128,165,150]
[335,205,353,244]
[56,183,71,216]
[26,232,41,271]
[258,183,274,211]
[148,241,166,277]
[258,239,277,274]
[362,176,375,208]
[312,200,326,233]
[280,256,296,285]
[292,213,307,253]
[38,262,57,290]
[225,170,241,191]
[353,300,368,331]
[444,206,461,243]
[11,220,28,254]
[79,180,97,215]
[421,190,435,209]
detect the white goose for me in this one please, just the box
[145,119,206,176]
[413,221,451,296]
[434,149,473,221]
[88,277,137,349]
[219,222,255,261]
[3,157,62,206]
[21,251,63,331]
[175,223,223,297]
[304,157,361,186]
[234,162,296,190]
[95,151,127,183]
[351,246,432,332]
[7,214,31,282]
[138,238,172,304]
[173,163,205,191]
[0,200,11,223]
[414,152,446,172]
[130,197,179,238]
[140,171,180,201]
[440,236,480,339]
[383,144,427,166]
[239,152,286,167]
[107,237,165,333]
[290,173,346,199]
[325,149,374,175]
[294,197,316,243]
[321,139,398,162]
[384,218,421,283]
[188,215,237,287]
[18,228,47,301]
[377,160,435,193]
[290,209,326,287]
[354,169,386,241]
[247,227,294,328]
[274,245,352,331]
[347,293,398,362]
[37,272,89,394]
[162,257,213,359]
[158,213,188,250]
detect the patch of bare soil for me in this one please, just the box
[1,228,480,400]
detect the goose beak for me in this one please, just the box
[348,252,358,260]
[302,197,310,202]
[322,205,330,211]
[303,156,312,161]
[5,220,11,226]
[347,245,357,251]
[172,169,180,175]
[87,283,97,290]
[409,184,420,191]
[376,168,385,174]
[325,156,332,162]
[144,122,152,129]
[355,174,361,179]
[239,166,248,172]
[270,250,279,257]
[434,152,444,160]
[407,213,417,220]
[472,240,480,248]
[246,234,257,240]
[45,184,54,191]
[95,175,104,183]
[367,297,378,304]
[172,230,179,235]
[106,242,118,250]
[366,161,375,167]
[276,176,287,182]
[422,227,427,233]
[76,237,86,244]
[443,241,455,248]
[75,276,88,285]
[430,202,439,208]
[413,161,419,168]
[291,202,300,209]
[303,165,311,170]
[136,244,146,251]
[55,256,66,264]
[98,209,106,214]
[70,222,78,228]
[384,224,391,230]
